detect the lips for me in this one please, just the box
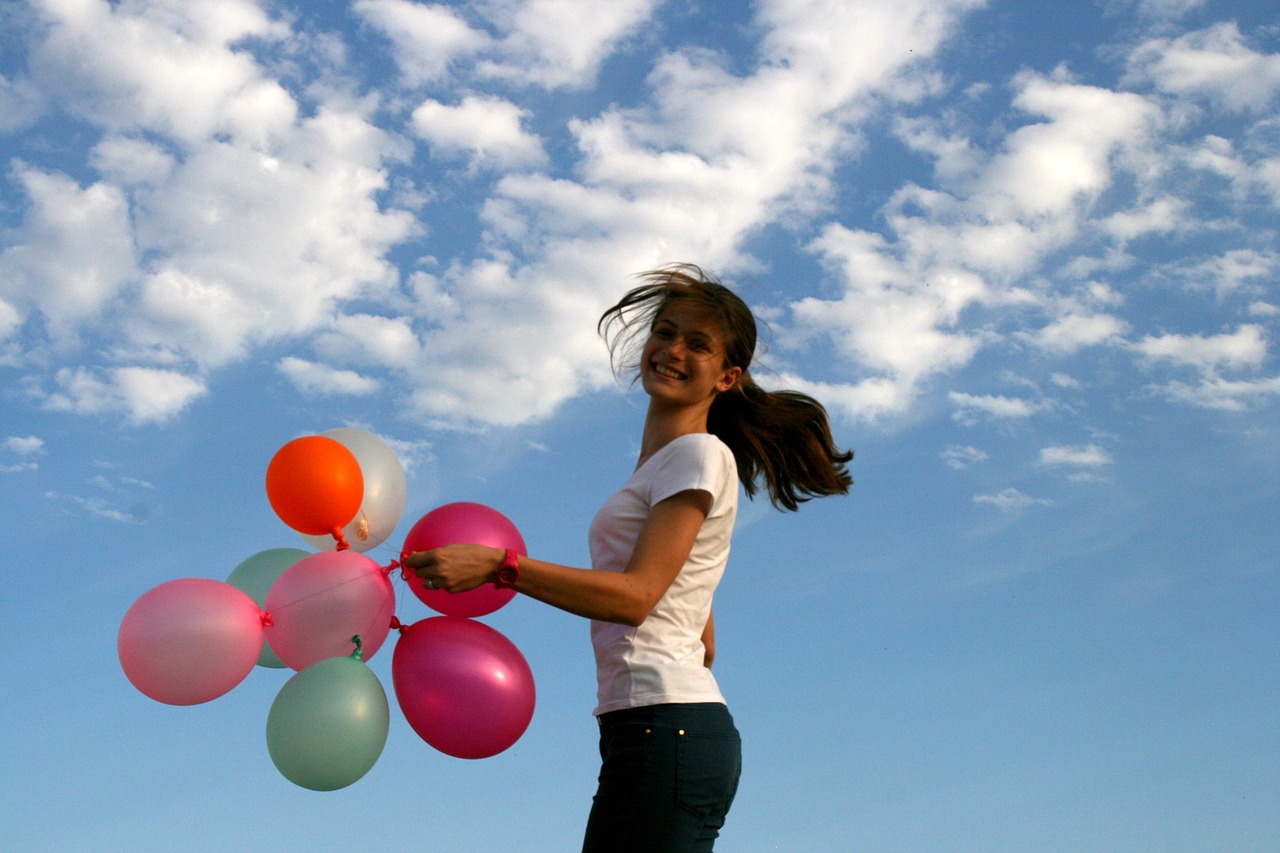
[651,362,686,380]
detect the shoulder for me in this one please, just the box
[665,432,732,460]
[652,433,734,474]
[644,433,736,503]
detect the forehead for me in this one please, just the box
[653,300,725,336]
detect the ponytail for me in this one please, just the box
[708,373,852,512]
[601,263,854,512]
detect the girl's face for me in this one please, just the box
[640,301,742,407]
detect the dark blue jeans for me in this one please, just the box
[582,703,742,853]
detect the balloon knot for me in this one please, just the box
[333,526,351,551]
[382,560,399,577]
[260,611,274,628]
[390,615,404,633]
[399,551,412,580]
[350,635,363,661]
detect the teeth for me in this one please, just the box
[653,364,684,380]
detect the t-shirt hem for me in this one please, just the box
[593,694,728,716]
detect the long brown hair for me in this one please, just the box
[599,263,853,511]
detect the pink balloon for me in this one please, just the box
[392,617,536,759]
[264,551,395,670]
[402,502,525,617]
[118,578,265,706]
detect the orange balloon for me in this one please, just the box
[266,436,364,544]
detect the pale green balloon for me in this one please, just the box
[227,547,310,668]
[266,654,389,791]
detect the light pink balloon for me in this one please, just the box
[402,502,525,617]
[392,617,535,759]
[118,578,265,706]
[264,551,395,670]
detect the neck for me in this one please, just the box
[637,398,713,468]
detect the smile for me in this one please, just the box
[651,363,686,380]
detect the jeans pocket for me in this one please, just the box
[675,729,742,821]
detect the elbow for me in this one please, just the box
[611,592,656,627]
[613,603,651,628]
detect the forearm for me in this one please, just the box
[511,555,654,627]
[405,492,710,628]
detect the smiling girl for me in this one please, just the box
[405,263,853,852]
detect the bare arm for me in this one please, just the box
[701,608,715,668]
[403,489,711,627]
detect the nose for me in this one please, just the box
[661,335,687,357]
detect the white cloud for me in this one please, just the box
[355,0,489,87]
[1,435,45,473]
[1102,196,1190,241]
[1039,444,1113,467]
[1127,22,1280,113]
[0,165,137,348]
[1153,375,1280,412]
[942,444,988,469]
[28,0,294,146]
[3,0,1276,438]
[411,96,547,169]
[973,487,1053,512]
[0,69,42,132]
[277,357,382,396]
[1022,312,1128,355]
[1131,324,1268,372]
[478,0,660,89]
[794,67,1162,419]
[950,392,1048,425]
[3,436,45,456]
[1175,250,1277,298]
[42,366,207,424]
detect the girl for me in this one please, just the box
[405,263,853,852]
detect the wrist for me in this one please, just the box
[494,548,520,589]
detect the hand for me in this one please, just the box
[403,544,504,593]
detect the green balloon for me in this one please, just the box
[227,547,310,668]
[266,654,389,791]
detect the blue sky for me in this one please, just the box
[2,0,1277,850]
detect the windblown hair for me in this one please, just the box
[599,263,853,511]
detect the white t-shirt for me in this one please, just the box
[588,432,738,715]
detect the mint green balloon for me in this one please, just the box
[266,653,389,791]
[227,547,309,668]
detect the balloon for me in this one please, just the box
[264,550,395,670]
[402,502,525,617]
[266,652,389,791]
[226,548,310,668]
[392,617,535,759]
[265,435,363,548]
[301,428,406,553]
[118,578,265,705]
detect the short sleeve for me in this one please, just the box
[645,434,736,508]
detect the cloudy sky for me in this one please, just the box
[2,0,1277,850]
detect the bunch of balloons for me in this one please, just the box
[117,428,536,791]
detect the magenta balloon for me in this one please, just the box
[264,551,395,670]
[392,617,536,759]
[402,502,525,617]
[118,578,265,706]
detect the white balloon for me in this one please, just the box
[301,428,407,553]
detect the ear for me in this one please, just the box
[715,365,743,394]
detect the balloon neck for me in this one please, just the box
[332,526,351,551]
[349,635,363,661]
